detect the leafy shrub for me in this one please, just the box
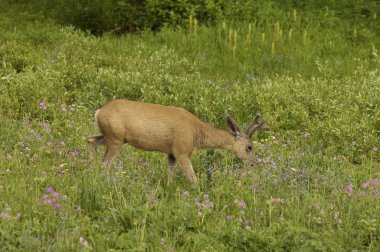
[4,0,379,35]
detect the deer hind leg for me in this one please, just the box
[86,135,105,161]
[102,140,123,173]
[167,154,177,183]
[176,156,198,185]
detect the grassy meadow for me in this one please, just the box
[1,3,380,251]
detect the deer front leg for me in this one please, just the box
[102,140,123,173]
[167,154,177,184]
[176,156,198,185]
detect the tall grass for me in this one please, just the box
[0,5,379,251]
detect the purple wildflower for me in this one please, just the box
[226,215,233,221]
[54,203,61,210]
[43,123,50,132]
[271,197,277,205]
[239,201,246,208]
[46,187,53,193]
[252,184,260,191]
[371,178,380,184]
[235,199,246,208]
[79,237,90,248]
[202,199,214,209]
[345,184,354,198]
[46,199,54,204]
[39,102,47,110]
[345,184,354,193]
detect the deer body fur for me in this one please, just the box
[86,99,269,185]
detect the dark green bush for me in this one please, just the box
[5,0,380,35]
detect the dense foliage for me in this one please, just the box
[7,0,380,35]
[0,1,379,251]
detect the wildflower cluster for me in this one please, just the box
[39,139,80,159]
[225,199,254,229]
[37,101,81,158]
[360,176,380,198]
[194,194,215,217]
[56,164,65,178]
[341,174,380,199]
[39,101,76,113]
[38,187,66,211]
[234,199,247,215]
[39,164,69,179]
[0,204,21,220]
[39,101,48,110]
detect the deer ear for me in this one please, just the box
[226,113,242,137]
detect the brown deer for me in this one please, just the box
[86,99,269,185]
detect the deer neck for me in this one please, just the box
[197,122,235,150]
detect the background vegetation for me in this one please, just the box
[0,0,379,251]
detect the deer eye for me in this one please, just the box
[246,145,252,152]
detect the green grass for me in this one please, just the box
[0,5,380,251]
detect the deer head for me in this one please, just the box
[226,113,270,165]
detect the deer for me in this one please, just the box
[86,99,269,185]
